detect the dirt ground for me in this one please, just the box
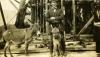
[0,51,97,57]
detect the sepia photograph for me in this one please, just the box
[0,0,100,57]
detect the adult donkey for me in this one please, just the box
[2,19,37,57]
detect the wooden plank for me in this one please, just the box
[0,2,7,30]
[77,16,94,36]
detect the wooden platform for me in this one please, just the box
[0,41,96,54]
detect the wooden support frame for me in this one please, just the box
[0,2,7,30]
[72,0,76,35]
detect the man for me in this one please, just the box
[15,0,29,28]
[45,1,65,56]
[46,1,64,32]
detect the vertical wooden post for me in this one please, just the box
[36,0,39,23]
[40,0,44,32]
[45,0,48,13]
[61,0,63,9]
[45,0,49,33]
[0,2,7,30]
[42,0,44,33]
[30,0,36,24]
[72,0,76,35]
[43,0,45,33]
[35,0,37,23]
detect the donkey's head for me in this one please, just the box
[24,19,40,36]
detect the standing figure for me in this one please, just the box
[15,0,29,28]
[45,1,65,57]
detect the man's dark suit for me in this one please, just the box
[46,8,64,33]
[46,8,65,54]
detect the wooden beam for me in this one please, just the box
[72,0,76,34]
[0,2,7,30]
[77,16,94,36]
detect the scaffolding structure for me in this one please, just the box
[0,0,100,37]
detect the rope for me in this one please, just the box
[9,0,18,10]
[14,0,20,4]
[6,13,17,24]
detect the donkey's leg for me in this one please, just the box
[50,36,53,57]
[25,40,29,55]
[8,42,13,57]
[25,37,32,55]
[25,41,28,54]
[4,42,9,57]
[53,41,59,57]
[56,44,61,57]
